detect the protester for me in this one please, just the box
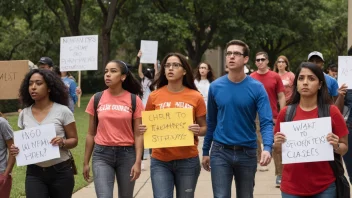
[10,69,78,198]
[342,46,352,183]
[326,63,338,79]
[139,52,206,198]
[0,114,15,198]
[61,70,78,112]
[194,62,215,108]
[251,51,285,186]
[274,62,348,197]
[202,40,273,198]
[83,60,144,198]
[137,50,158,106]
[274,55,295,103]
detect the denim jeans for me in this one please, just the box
[25,160,74,198]
[150,156,201,198]
[92,144,136,198]
[210,141,257,198]
[281,182,336,198]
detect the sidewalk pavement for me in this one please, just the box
[73,138,281,198]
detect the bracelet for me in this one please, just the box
[333,143,340,152]
[60,138,66,148]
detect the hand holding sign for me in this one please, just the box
[141,108,193,148]
[280,117,334,164]
[13,124,60,166]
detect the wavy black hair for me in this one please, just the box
[108,60,143,97]
[19,69,69,107]
[289,62,332,106]
[151,53,197,91]
[194,62,215,82]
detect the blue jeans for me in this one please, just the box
[281,182,336,198]
[92,144,136,198]
[210,141,257,198]
[150,156,201,198]
[25,160,74,198]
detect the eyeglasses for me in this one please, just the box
[226,51,244,57]
[256,58,266,62]
[277,61,285,64]
[164,62,183,69]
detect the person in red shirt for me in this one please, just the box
[274,62,348,197]
[250,51,285,186]
[139,52,207,198]
[83,60,144,198]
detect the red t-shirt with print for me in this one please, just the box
[86,89,144,146]
[274,105,349,196]
[145,86,206,162]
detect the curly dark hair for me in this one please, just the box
[19,69,69,107]
[151,53,198,91]
[108,60,143,97]
[194,62,215,82]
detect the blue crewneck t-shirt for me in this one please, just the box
[203,75,274,156]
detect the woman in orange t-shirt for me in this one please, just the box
[83,60,144,198]
[139,53,207,198]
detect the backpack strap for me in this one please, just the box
[285,104,298,122]
[94,91,104,132]
[318,104,330,118]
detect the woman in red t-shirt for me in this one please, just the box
[273,55,295,103]
[274,62,348,197]
[83,60,144,198]
[139,53,207,198]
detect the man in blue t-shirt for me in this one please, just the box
[202,39,273,198]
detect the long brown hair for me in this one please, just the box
[194,62,215,82]
[151,53,198,91]
[273,55,290,72]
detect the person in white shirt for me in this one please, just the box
[194,62,215,108]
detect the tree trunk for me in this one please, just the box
[101,29,110,71]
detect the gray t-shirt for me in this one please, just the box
[0,117,13,173]
[18,103,75,167]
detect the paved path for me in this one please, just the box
[73,138,282,198]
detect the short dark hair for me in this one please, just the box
[256,51,269,59]
[225,40,250,57]
[289,62,332,106]
[19,69,69,107]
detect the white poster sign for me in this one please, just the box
[14,124,60,166]
[338,56,352,89]
[140,40,158,64]
[280,117,334,164]
[60,35,98,71]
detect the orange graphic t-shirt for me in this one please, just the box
[86,89,144,146]
[145,86,206,162]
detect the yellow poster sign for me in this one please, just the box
[142,108,194,148]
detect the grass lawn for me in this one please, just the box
[7,94,93,198]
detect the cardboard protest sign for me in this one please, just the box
[280,117,334,164]
[142,108,193,148]
[0,60,29,100]
[140,40,158,64]
[14,124,60,166]
[338,56,352,89]
[60,35,98,71]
